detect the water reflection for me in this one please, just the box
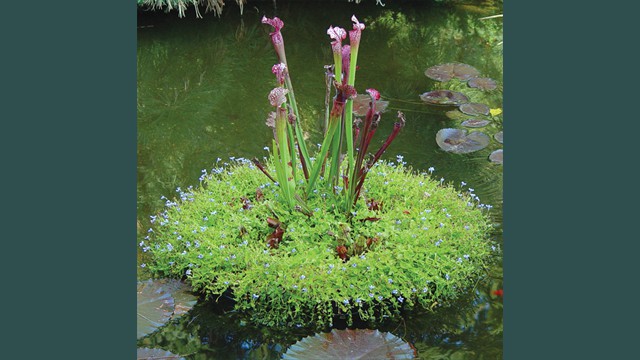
[138,1,503,358]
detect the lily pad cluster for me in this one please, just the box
[421,62,503,159]
[137,279,198,339]
[424,62,497,91]
[283,329,417,359]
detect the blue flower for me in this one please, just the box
[252,294,259,299]
[392,289,398,294]
[185,269,192,275]
[300,275,306,280]
[140,263,146,268]
[342,299,350,305]
[302,287,308,293]
[428,167,435,173]
[397,296,404,303]
[388,278,393,284]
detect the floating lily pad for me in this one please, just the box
[283,329,417,360]
[489,149,503,164]
[459,102,490,116]
[494,131,503,144]
[436,128,491,154]
[152,278,198,319]
[424,63,481,82]
[137,347,185,360]
[137,280,175,339]
[461,119,491,128]
[352,94,389,117]
[444,110,468,121]
[420,90,469,106]
[468,77,498,91]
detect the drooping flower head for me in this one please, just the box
[349,15,366,49]
[327,26,347,55]
[268,87,289,107]
[271,63,287,85]
[262,16,287,64]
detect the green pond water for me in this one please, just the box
[137,0,503,358]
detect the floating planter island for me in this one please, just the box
[142,15,497,328]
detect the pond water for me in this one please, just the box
[137,0,503,358]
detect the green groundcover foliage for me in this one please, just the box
[143,157,497,328]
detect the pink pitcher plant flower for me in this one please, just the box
[272,63,287,85]
[327,26,347,83]
[261,16,287,64]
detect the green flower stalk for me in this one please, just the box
[262,16,311,180]
[268,87,296,207]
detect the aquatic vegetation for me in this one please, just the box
[283,329,417,359]
[419,90,469,106]
[494,131,503,144]
[461,119,491,128]
[352,93,389,116]
[436,128,490,154]
[424,63,481,82]
[468,77,498,91]
[137,279,197,339]
[459,102,490,116]
[144,16,495,329]
[489,149,503,165]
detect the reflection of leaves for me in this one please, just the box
[283,329,417,359]
[137,347,185,360]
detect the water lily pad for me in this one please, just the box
[137,280,175,339]
[436,128,491,154]
[420,90,469,106]
[461,119,491,128]
[137,347,185,360]
[459,102,490,116]
[352,94,389,116]
[468,77,498,91]
[283,329,417,359]
[445,110,468,120]
[424,63,481,82]
[489,149,503,164]
[494,131,503,144]
[152,278,198,319]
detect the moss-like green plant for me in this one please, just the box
[143,158,496,328]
